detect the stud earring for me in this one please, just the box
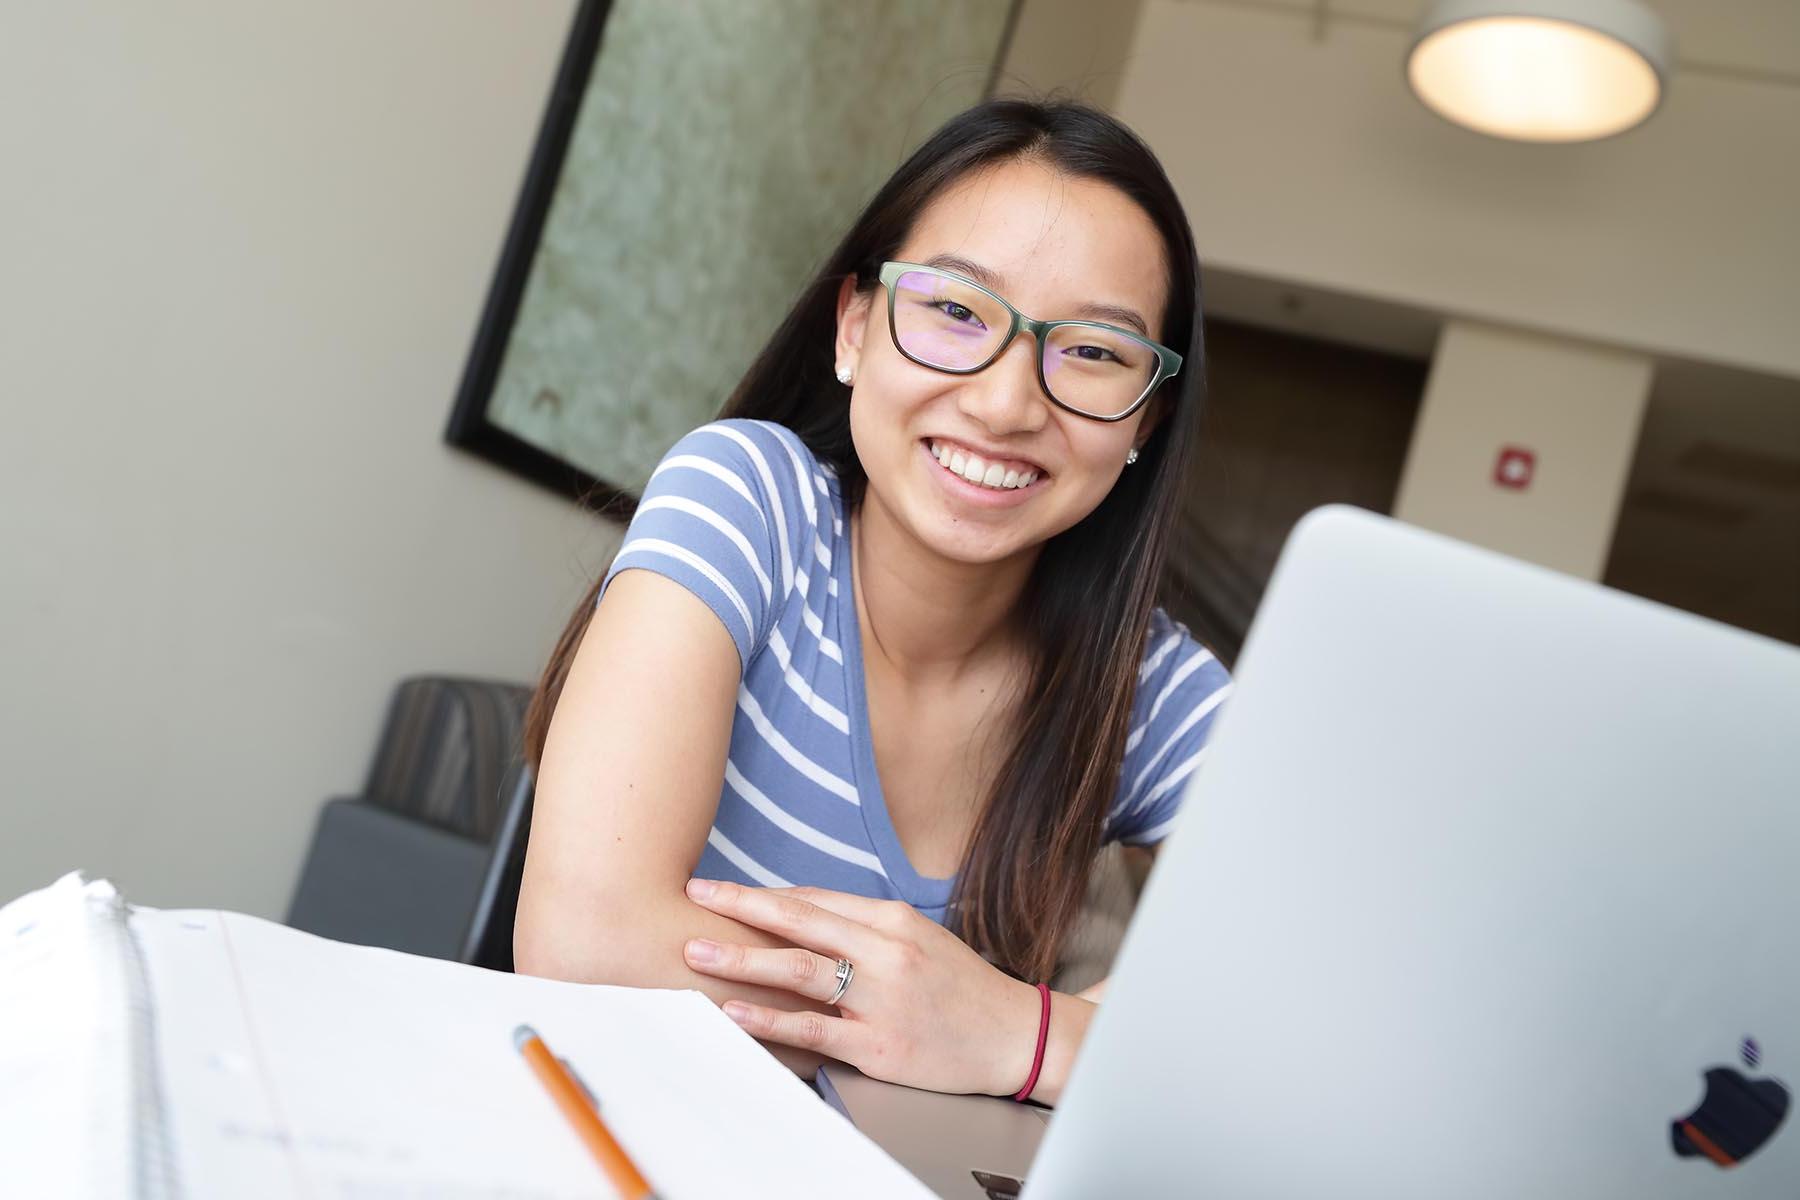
[1126,448,1140,466]
[835,365,854,386]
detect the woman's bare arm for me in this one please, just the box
[513,570,833,1071]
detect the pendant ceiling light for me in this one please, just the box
[1407,0,1672,142]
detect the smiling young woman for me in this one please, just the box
[512,99,1232,1105]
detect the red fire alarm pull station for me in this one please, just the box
[1495,446,1535,490]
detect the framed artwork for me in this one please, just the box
[446,0,1019,511]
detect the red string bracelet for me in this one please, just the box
[1013,982,1052,1103]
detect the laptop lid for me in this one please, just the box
[1026,506,1800,1198]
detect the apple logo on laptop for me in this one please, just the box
[1670,1038,1790,1168]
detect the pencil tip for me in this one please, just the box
[512,1024,537,1051]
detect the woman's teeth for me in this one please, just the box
[929,441,1038,491]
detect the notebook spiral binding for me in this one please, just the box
[91,886,181,1199]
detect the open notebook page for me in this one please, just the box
[132,906,932,1199]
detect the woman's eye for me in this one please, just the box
[1069,344,1123,363]
[932,299,983,326]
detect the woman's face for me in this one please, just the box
[838,157,1170,568]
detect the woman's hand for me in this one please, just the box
[681,878,1044,1097]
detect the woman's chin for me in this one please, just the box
[863,464,1059,568]
[912,511,1043,568]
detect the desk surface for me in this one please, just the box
[818,1066,1048,1199]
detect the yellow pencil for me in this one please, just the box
[513,1024,659,1200]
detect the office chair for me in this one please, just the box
[287,676,535,970]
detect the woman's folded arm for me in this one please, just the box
[513,569,833,1072]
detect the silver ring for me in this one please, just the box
[825,957,854,1006]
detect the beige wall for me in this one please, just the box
[997,0,1145,110]
[1393,322,1653,579]
[0,1,611,917]
[1111,0,1800,380]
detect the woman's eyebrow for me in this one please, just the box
[924,252,1005,290]
[921,253,1151,337]
[1075,302,1150,338]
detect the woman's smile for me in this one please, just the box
[921,437,1046,507]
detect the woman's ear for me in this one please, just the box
[833,273,873,380]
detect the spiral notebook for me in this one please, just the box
[0,873,932,1199]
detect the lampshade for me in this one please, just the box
[1407,0,1672,142]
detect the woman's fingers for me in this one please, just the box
[764,886,913,932]
[685,878,877,960]
[684,939,848,1004]
[721,1000,857,1058]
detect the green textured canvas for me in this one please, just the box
[486,0,1014,495]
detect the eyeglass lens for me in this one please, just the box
[889,268,1155,418]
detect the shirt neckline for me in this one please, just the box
[832,493,958,913]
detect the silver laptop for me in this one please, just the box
[841,506,1800,1198]
[1031,505,1800,1197]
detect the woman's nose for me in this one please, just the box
[955,333,1049,436]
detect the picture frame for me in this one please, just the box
[444,0,1019,515]
[445,0,620,508]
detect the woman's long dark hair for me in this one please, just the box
[525,98,1205,984]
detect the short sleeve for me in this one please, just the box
[602,420,814,672]
[1107,611,1233,847]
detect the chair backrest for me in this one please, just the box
[461,762,535,971]
[363,676,532,841]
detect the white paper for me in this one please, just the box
[131,906,933,1200]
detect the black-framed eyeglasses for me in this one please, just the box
[876,261,1182,422]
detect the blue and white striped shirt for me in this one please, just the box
[603,419,1232,923]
